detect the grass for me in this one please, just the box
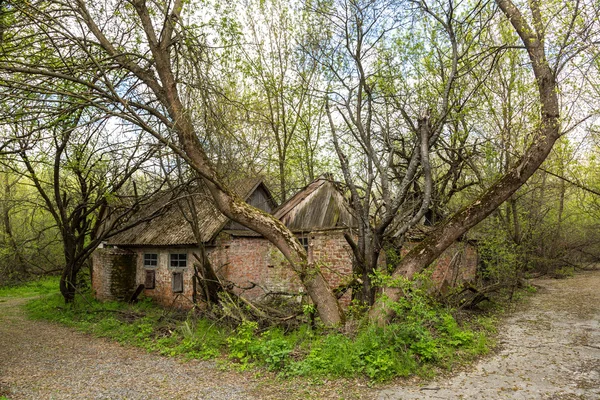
[0,276,60,298]
[25,291,232,360]
[18,275,498,383]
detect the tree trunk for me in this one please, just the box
[2,174,25,274]
[369,0,561,325]
[60,255,77,303]
[124,1,344,326]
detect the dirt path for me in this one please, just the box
[0,297,369,400]
[1,271,599,399]
[379,270,600,400]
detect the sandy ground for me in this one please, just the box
[1,270,598,399]
[379,270,600,400]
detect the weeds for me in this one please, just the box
[17,275,498,383]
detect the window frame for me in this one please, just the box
[169,253,188,268]
[298,236,309,252]
[143,253,158,269]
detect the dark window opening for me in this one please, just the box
[145,269,156,289]
[170,253,187,268]
[172,272,183,293]
[298,237,309,252]
[144,253,158,268]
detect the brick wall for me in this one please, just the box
[92,248,137,301]
[216,231,356,304]
[92,233,478,308]
[309,230,354,306]
[132,247,199,309]
[402,241,478,292]
[216,236,303,301]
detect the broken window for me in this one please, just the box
[143,253,158,268]
[170,253,187,268]
[145,269,156,289]
[172,272,183,293]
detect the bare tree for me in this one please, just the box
[1,96,165,301]
[308,0,492,304]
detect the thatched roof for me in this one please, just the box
[273,175,355,232]
[107,177,271,247]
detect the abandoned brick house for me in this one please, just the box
[92,176,478,308]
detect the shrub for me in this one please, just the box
[22,278,496,382]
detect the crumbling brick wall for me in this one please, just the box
[217,230,355,304]
[92,248,137,301]
[217,236,303,302]
[309,230,354,306]
[132,247,199,309]
[92,233,478,309]
[402,240,478,292]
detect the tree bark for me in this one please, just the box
[369,0,561,325]
[78,0,344,326]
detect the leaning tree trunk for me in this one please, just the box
[79,1,344,326]
[369,0,561,325]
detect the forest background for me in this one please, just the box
[1,0,600,327]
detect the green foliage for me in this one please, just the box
[477,228,521,285]
[23,282,494,382]
[0,276,60,298]
[227,320,258,367]
[249,329,294,371]
[553,266,575,279]
[26,292,229,360]
[0,171,64,285]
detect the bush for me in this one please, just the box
[22,280,495,382]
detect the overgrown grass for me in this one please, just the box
[0,276,60,298]
[21,273,498,382]
[26,292,231,360]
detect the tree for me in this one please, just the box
[305,0,492,304]
[369,0,600,324]
[1,91,165,301]
[0,164,63,284]
[0,0,344,325]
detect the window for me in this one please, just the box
[298,237,309,252]
[170,253,187,268]
[143,253,158,268]
[145,269,156,289]
[172,272,183,293]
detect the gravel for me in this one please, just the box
[379,270,600,400]
[2,270,599,400]
[0,297,372,400]
[0,296,257,400]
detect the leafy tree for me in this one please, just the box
[1,87,164,301]
[0,165,63,284]
[0,0,344,324]
[370,0,600,323]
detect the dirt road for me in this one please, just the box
[380,270,600,399]
[0,297,368,399]
[1,271,598,399]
